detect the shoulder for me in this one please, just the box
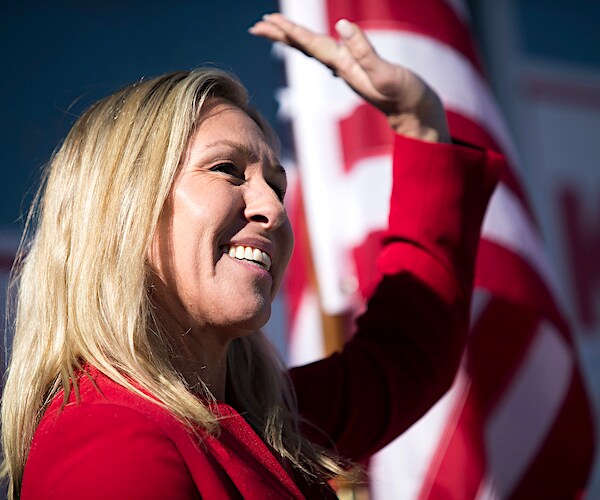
[36,368,190,442]
[22,370,200,499]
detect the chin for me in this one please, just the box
[207,299,272,337]
[237,303,272,332]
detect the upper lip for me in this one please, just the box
[224,237,275,262]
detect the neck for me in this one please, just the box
[172,332,230,402]
[157,311,231,402]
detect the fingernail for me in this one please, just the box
[335,19,354,39]
[262,13,273,20]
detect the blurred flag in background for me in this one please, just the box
[278,0,595,498]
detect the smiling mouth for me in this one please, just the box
[225,245,272,271]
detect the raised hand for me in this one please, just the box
[249,13,450,143]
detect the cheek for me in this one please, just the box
[170,193,213,255]
[168,187,241,283]
[146,191,211,292]
[174,178,240,231]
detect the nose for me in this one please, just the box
[243,179,288,230]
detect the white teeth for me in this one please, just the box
[226,244,272,271]
[262,252,271,268]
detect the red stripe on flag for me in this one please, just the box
[467,299,539,412]
[285,177,312,333]
[447,110,535,222]
[338,106,536,227]
[476,240,571,340]
[420,388,486,500]
[324,0,484,74]
[339,104,393,173]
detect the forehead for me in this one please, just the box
[187,101,277,160]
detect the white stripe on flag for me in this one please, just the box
[288,291,325,367]
[370,372,470,499]
[335,155,392,246]
[279,0,327,32]
[278,2,355,312]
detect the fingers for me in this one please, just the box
[249,14,301,48]
[250,13,340,68]
[252,14,388,85]
[260,13,317,50]
[248,17,288,44]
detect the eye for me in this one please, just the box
[209,162,244,180]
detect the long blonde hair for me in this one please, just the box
[1,69,345,498]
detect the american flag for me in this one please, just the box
[278,0,595,497]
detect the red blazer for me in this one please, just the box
[21,135,502,499]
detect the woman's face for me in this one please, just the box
[149,100,293,340]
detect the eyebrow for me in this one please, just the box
[204,139,286,177]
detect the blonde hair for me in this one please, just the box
[1,69,345,498]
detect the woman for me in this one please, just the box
[1,14,501,499]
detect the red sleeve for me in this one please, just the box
[290,135,503,461]
[21,404,199,500]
